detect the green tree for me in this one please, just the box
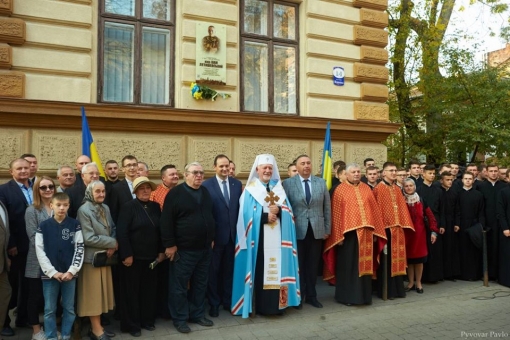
[387,0,509,166]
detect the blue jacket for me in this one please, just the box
[35,217,84,279]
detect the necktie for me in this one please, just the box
[304,179,311,204]
[222,180,230,206]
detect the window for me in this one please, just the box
[241,0,299,114]
[99,0,175,105]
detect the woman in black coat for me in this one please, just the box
[117,177,164,337]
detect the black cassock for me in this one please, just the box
[455,187,485,281]
[440,185,460,279]
[477,180,506,280]
[335,231,373,305]
[254,211,282,316]
[496,187,510,287]
[418,183,444,282]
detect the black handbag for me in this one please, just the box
[92,250,118,267]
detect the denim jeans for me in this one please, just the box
[42,278,76,340]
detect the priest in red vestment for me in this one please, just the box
[323,164,386,306]
[373,162,415,299]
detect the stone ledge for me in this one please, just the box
[0,43,11,69]
[360,45,388,65]
[353,0,388,11]
[0,17,26,45]
[360,83,388,102]
[353,25,388,48]
[354,101,389,121]
[353,62,388,84]
[0,0,13,16]
[0,70,25,98]
[360,8,388,29]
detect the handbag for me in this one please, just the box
[92,250,118,267]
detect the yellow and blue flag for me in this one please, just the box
[322,122,332,190]
[82,107,106,178]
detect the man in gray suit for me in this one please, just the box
[283,155,331,308]
[0,201,12,331]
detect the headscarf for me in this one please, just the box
[83,180,110,228]
[403,178,420,205]
[83,180,105,204]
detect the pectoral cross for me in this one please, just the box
[265,191,280,205]
[264,191,280,229]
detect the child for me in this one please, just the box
[35,193,84,340]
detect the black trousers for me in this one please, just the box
[26,278,43,326]
[297,224,322,300]
[207,238,234,308]
[4,252,28,327]
[168,249,211,325]
[119,259,157,333]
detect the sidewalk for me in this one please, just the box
[7,280,510,339]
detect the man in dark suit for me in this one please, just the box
[283,155,331,308]
[0,158,32,336]
[67,162,100,219]
[109,155,138,224]
[203,155,242,317]
[0,201,12,335]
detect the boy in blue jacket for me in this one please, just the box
[36,193,84,340]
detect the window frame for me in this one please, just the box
[98,0,175,106]
[240,0,300,115]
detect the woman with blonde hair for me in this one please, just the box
[25,176,56,340]
[76,181,117,340]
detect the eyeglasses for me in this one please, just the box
[39,185,55,191]
[385,169,397,172]
[187,171,204,176]
[123,163,138,168]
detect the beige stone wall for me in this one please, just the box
[1,0,389,120]
[0,126,386,182]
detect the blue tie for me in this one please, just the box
[222,180,229,206]
[304,179,311,204]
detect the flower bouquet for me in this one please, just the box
[190,82,231,101]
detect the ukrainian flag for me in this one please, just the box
[82,107,106,178]
[322,122,333,190]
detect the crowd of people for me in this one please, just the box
[0,153,509,340]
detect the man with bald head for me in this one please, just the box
[73,155,91,188]
[0,158,32,335]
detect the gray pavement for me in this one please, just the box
[6,280,510,339]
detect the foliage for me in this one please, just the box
[386,0,510,166]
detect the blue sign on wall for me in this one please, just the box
[333,67,345,86]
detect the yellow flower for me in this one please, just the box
[193,91,202,100]
[190,82,196,89]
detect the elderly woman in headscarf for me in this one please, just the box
[116,177,164,337]
[76,181,117,340]
[403,178,438,294]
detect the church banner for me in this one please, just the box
[196,22,227,85]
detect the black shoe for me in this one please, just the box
[104,329,116,338]
[142,325,155,331]
[88,329,111,340]
[189,318,214,327]
[405,285,415,292]
[209,305,219,317]
[175,323,191,333]
[1,326,15,337]
[305,298,323,308]
[129,331,141,337]
[100,314,111,326]
[416,287,424,294]
[293,302,302,310]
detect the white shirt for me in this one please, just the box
[298,174,312,197]
[216,175,230,198]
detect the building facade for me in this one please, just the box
[0,0,397,180]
